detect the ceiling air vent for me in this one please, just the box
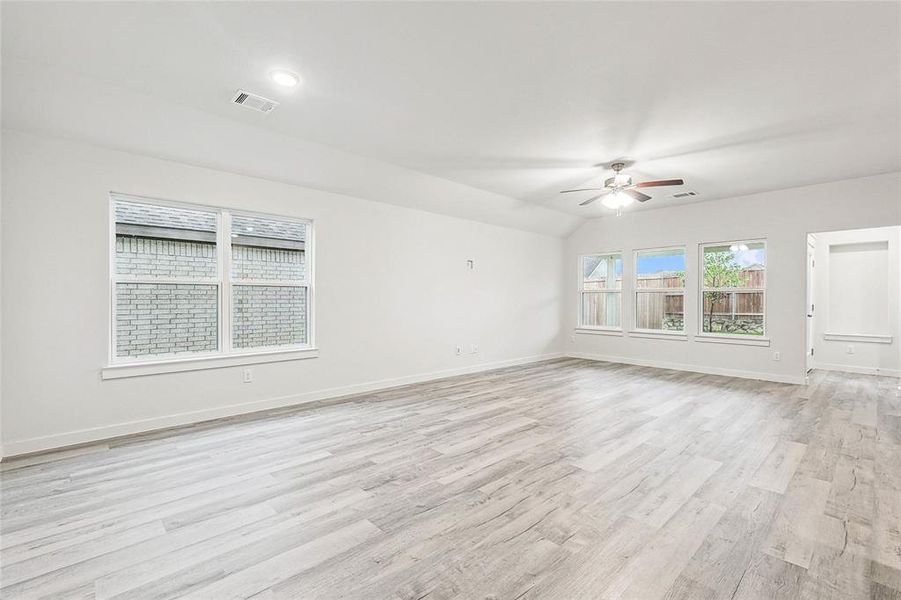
[231,90,279,114]
[671,191,699,199]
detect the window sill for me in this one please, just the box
[823,332,893,344]
[695,334,770,347]
[102,348,319,380]
[574,327,623,337]
[628,330,688,341]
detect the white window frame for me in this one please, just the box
[104,193,317,378]
[577,251,623,332]
[697,239,768,345]
[632,246,686,336]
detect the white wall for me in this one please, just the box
[0,149,3,454]
[565,172,901,384]
[3,130,899,457]
[811,227,900,376]
[0,130,565,456]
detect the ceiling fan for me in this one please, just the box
[560,161,684,209]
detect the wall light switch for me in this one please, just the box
[847,345,855,354]
[455,346,463,356]
[772,351,781,361]
[471,344,478,354]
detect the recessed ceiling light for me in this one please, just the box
[269,69,300,88]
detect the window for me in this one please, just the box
[111,195,312,362]
[634,247,685,332]
[700,240,765,337]
[579,253,623,329]
[230,214,308,350]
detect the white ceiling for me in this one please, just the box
[2,2,899,234]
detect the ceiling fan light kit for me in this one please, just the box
[560,160,685,213]
[601,190,633,210]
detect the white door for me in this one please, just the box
[806,236,816,372]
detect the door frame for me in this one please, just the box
[806,234,817,373]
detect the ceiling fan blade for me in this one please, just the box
[560,187,606,194]
[634,179,684,188]
[624,189,652,203]
[579,191,610,206]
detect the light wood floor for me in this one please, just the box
[2,359,900,599]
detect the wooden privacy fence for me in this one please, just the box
[635,274,683,330]
[703,291,764,316]
[635,275,683,289]
[583,269,763,329]
[580,291,620,327]
[739,269,765,288]
[635,292,684,330]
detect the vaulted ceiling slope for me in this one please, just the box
[2,2,899,235]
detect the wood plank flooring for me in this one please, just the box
[2,358,900,599]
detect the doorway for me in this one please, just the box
[806,226,900,378]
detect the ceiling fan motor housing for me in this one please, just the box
[605,173,633,188]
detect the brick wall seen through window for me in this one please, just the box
[111,197,311,361]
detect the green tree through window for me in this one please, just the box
[703,250,743,333]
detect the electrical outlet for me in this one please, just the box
[772,351,781,361]
[455,345,463,356]
[471,344,478,354]
[242,368,253,383]
[847,345,855,355]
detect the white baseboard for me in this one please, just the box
[813,362,901,378]
[567,351,806,385]
[1,352,563,459]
